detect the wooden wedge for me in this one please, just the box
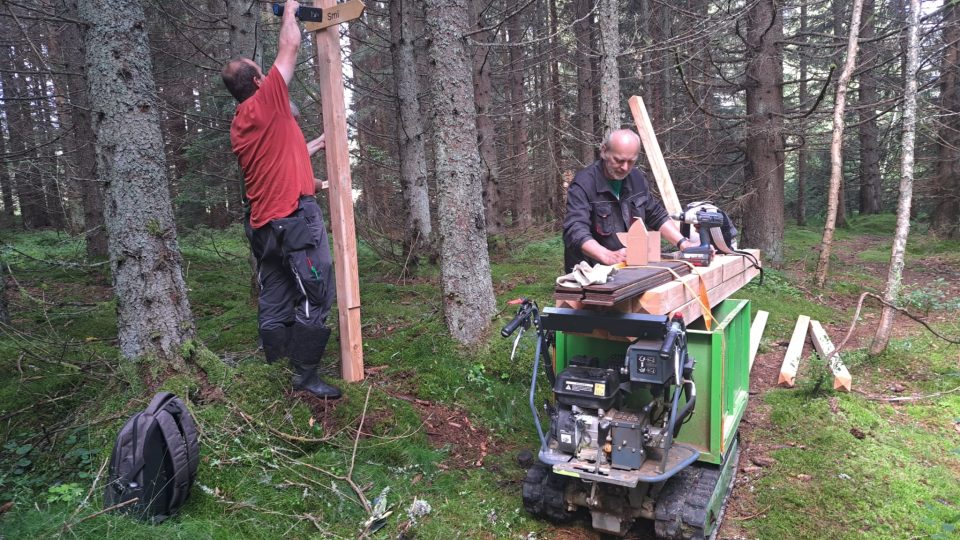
[809,320,852,392]
[749,310,769,372]
[778,315,810,387]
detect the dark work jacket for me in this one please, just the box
[562,161,670,272]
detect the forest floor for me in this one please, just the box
[0,214,958,539]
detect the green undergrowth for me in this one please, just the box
[1,223,958,539]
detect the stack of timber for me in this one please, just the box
[555,262,692,306]
[555,251,761,324]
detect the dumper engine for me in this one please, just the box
[516,310,703,536]
[546,317,696,474]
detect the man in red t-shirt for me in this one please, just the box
[222,0,339,399]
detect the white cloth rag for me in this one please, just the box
[556,261,618,288]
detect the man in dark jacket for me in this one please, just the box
[563,129,694,272]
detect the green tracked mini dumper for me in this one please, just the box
[503,298,751,538]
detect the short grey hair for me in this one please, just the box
[601,129,641,148]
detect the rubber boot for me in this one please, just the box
[259,326,290,364]
[289,325,341,399]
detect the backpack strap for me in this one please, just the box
[153,409,192,512]
[145,392,175,415]
[161,396,201,484]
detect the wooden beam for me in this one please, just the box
[628,96,682,217]
[809,320,852,392]
[632,250,761,315]
[749,310,769,372]
[778,315,810,387]
[313,0,363,382]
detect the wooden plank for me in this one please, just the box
[635,251,760,314]
[749,310,769,372]
[313,0,363,382]
[304,0,365,32]
[808,320,853,392]
[628,96,682,217]
[663,264,760,322]
[778,316,810,387]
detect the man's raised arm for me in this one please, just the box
[275,0,302,85]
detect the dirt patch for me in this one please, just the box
[361,367,498,469]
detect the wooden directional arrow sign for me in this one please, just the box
[305,0,365,32]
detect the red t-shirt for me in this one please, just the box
[230,67,315,229]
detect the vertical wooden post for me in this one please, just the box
[312,1,364,382]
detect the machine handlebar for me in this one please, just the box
[501,302,533,337]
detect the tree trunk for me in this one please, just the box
[858,0,882,215]
[508,12,532,228]
[930,3,960,237]
[597,0,620,134]
[225,0,262,65]
[79,0,196,362]
[871,0,920,354]
[424,0,496,344]
[742,0,785,263]
[0,111,14,226]
[815,0,865,288]
[796,1,808,226]
[574,0,595,165]
[390,0,433,248]
[468,0,503,234]
[3,43,47,230]
[57,0,108,258]
[547,0,564,219]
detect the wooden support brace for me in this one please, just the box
[628,96,683,217]
[749,310,769,372]
[313,0,363,382]
[809,320,852,392]
[778,315,810,387]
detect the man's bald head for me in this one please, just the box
[222,58,264,103]
[600,129,642,180]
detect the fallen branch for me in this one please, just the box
[855,385,960,403]
[234,406,335,444]
[832,292,960,362]
[73,497,138,525]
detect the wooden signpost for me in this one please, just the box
[311,0,366,382]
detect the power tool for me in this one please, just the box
[671,203,728,267]
[272,3,324,22]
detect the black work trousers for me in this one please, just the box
[245,196,335,331]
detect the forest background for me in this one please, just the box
[0,0,958,538]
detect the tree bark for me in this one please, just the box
[79,0,196,362]
[858,0,882,215]
[573,0,596,165]
[507,11,532,228]
[597,0,620,134]
[742,0,785,263]
[56,0,108,258]
[796,1,808,226]
[0,110,14,226]
[930,3,960,237]
[390,0,433,248]
[424,0,496,344]
[547,0,564,219]
[815,0,865,288]
[3,43,48,230]
[871,0,920,354]
[468,0,503,234]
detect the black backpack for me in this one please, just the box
[104,392,200,523]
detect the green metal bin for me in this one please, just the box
[554,299,752,464]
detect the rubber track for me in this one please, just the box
[654,462,723,540]
[521,464,575,523]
